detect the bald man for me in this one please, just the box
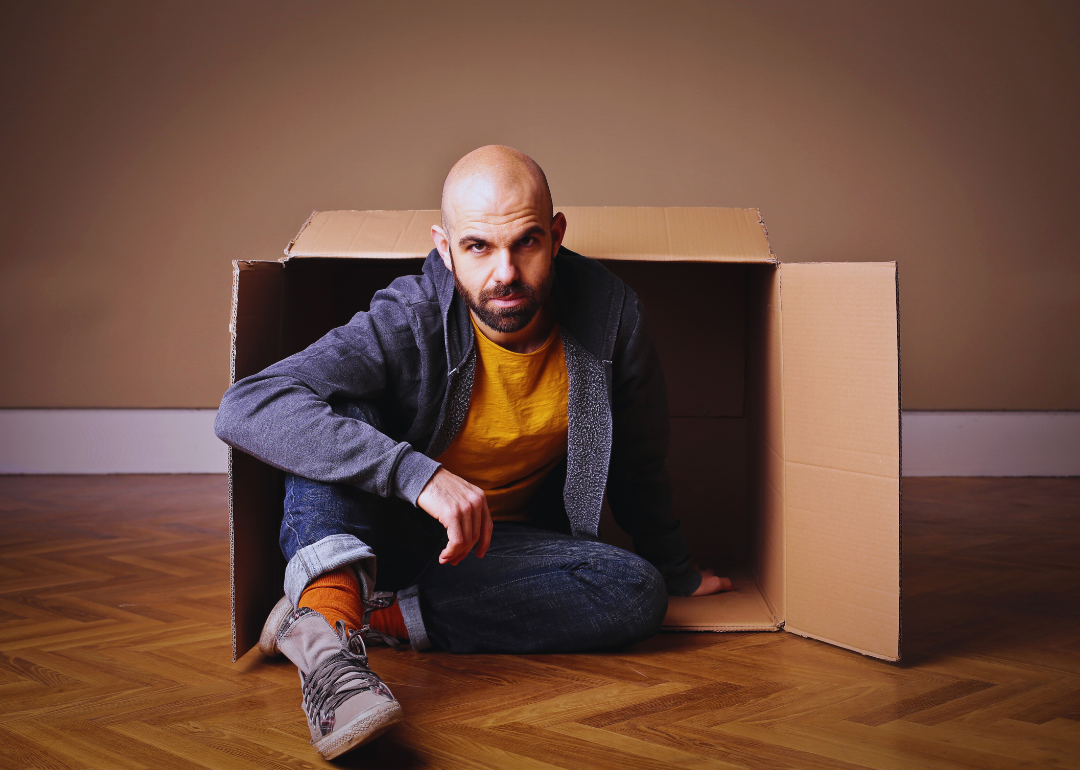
[216,146,726,759]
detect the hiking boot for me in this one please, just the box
[258,595,292,657]
[276,607,404,759]
[259,593,403,656]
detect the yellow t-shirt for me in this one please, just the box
[435,317,569,521]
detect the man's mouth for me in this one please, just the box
[488,293,526,307]
[460,273,549,333]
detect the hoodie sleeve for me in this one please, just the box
[214,289,441,506]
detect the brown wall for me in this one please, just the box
[1,0,1077,409]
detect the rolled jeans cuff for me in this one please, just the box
[664,565,703,597]
[283,533,377,607]
[396,584,431,651]
[632,522,700,596]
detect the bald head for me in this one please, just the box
[430,145,566,347]
[440,145,552,237]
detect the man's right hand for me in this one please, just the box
[416,468,493,566]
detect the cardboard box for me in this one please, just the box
[228,207,902,662]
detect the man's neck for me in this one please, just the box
[471,301,556,354]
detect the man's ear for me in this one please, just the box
[550,212,567,255]
[431,224,454,273]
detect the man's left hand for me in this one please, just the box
[690,567,732,596]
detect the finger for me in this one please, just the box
[460,504,477,559]
[475,495,493,559]
[461,488,487,557]
[457,503,474,558]
[441,517,464,565]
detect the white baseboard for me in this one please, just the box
[901,411,1080,477]
[0,409,227,474]
[0,409,1076,477]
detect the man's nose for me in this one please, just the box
[492,248,520,285]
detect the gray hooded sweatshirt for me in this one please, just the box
[215,247,699,595]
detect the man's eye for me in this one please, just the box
[520,236,536,247]
[469,243,485,252]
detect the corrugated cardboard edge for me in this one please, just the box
[778,258,787,631]
[768,257,785,625]
[229,261,240,382]
[228,260,240,662]
[227,261,287,661]
[756,208,776,263]
[784,625,900,662]
[744,256,784,628]
[664,624,782,633]
[895,263,904,661]
[283,210,319,260]
[228,446,237,662]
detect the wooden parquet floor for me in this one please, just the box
[0,476,1077,769]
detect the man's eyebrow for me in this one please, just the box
[457,226,546,249]
[516,226,546,241]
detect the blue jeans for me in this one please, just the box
[413,522,667,653]
[280,467,667,654]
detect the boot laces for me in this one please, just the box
[357,625,402,649]
[301,625,393,736]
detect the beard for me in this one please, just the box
[450,249,555,334]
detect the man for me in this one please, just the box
[215,146,728,760]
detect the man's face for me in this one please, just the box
[435,181,565,335]
[450,239,553,334]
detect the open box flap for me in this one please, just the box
[779,262,901,661]
[285,207,775,263]
[285,210,439,259]
[562,207,774,262]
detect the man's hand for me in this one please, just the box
[690,567,733,597]
[416,468,493,566]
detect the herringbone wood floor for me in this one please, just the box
[0,476,1077,769]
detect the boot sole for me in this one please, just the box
[314,699,405,759]
[258,596,293,657]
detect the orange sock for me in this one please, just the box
[370,603,408,640]
[299,568,365,633]
[299,567,409,641]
